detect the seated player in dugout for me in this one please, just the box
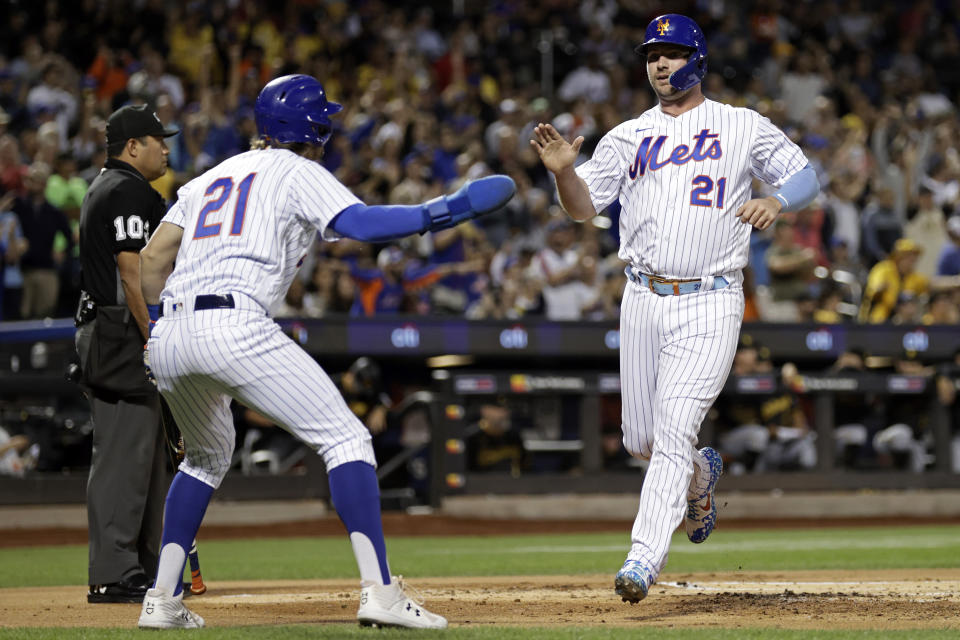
[136,74,515,630]
[332,357,392,437]
[465,397,528,476]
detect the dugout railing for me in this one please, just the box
[0,316,958,506]
[427,369,960,508]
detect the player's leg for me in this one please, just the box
[217,316,445,628]
[618,283,660,459]
[135,317,236,628]
[629,287,743,574]
[135,378,228,630]
[683,289,743,541]
[149,367,235,593]
[230,341,391,582]
[615,283,663,602]
[212,318,385,577]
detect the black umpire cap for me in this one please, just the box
[106,105,179,145]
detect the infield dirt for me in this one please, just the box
[3,570,960,630]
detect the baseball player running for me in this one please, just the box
[136,74,514,629]
[531,14,818,604]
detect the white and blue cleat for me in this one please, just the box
[614,560,654,604]
[685,446,723,544]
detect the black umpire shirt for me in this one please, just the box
[79,158,167,306]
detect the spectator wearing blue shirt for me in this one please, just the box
[349,247,408,317]
[0,192,28,320]
[938,216,960,277]
[12,162,72,319]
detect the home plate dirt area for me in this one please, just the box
[3,570,960,630]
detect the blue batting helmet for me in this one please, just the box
[638,14,708,91]
[254,74,342,146]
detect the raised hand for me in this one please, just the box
[530,123,584,175]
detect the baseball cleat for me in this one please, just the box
[357,576,447,629]
[615,560,654,604]
[686,446,723,544]
[138,588,205,629]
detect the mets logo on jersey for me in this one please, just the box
[628,128,723,179]
[657,19,670,35]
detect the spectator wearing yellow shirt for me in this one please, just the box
[858,238,929,323]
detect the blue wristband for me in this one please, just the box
[147,304,160,322]
[772,165,819,212]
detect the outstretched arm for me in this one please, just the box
[530,123,596,221]
[329,175,515,243]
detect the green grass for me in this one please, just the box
[1,525,959,639]
[2,525,959,588]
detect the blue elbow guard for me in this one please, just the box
[424,175,516,232]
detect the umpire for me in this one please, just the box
[75,105,178,603]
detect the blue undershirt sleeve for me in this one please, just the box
[772,164,820,212]
[329,203,429,242]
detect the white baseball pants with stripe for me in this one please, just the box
[148,295,375,488]
[619,279,743,577]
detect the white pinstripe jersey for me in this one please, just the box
[575,98,809,279]
[160,148,359,312]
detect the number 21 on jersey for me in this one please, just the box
[690,175,726,208]
[194,173,257,239]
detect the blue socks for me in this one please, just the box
[155,472,214,596]
[154,463,391,593]
[328,461,391,585]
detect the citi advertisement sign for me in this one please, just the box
[390,324,420,348]
[500,326,528,349]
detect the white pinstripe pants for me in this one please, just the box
[148,298,375,488]
[619,280,743,577]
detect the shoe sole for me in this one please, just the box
[358,609,447,630]
[614,574,648,604]
[358,618,445,630]
[138,612,204,629]
[138,621,198,630]
[359,619,401,629]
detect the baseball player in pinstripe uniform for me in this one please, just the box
[531,14,819,603]
[135,74,514,629]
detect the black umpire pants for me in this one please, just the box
[77,321,167,585]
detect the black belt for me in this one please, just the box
[159,294,235,317]
[194,294,235,310]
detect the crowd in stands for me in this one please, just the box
[1,0,960,325]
